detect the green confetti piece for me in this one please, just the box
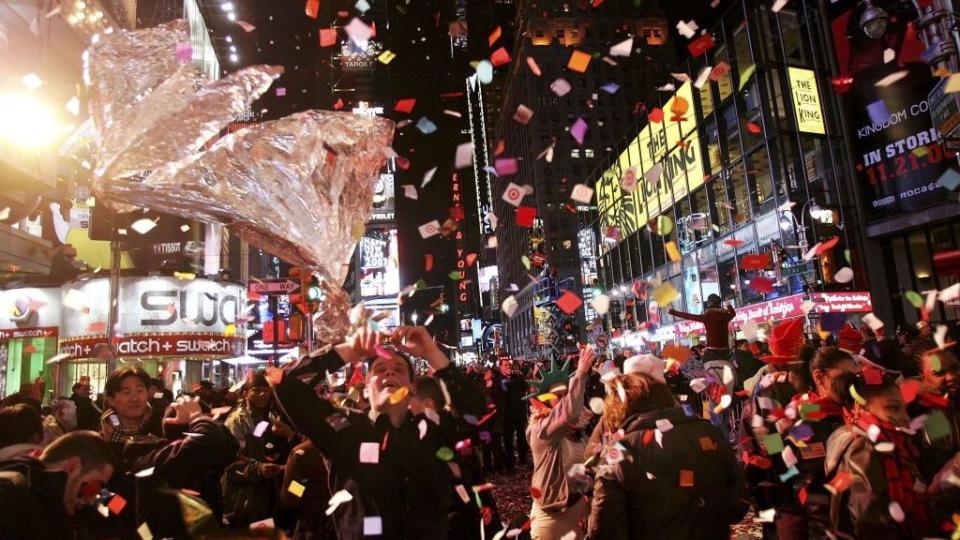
[436,447,455,461]
[474,490,482,509]
[762,433,784,454]
[905,290,923,308]
[521,255,531,269]
[849,384,866,406]
[925,410,952,441]
[448,271,462,281]
[414,279,427,289]
[929,354,941,372]
[844,249,851,265]
[739,64,756,91]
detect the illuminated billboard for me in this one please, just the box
[359,228,400,298]
[596,81,705,241]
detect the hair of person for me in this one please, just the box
[104,366,151,397]
[810,347,854,374]
[412,375,447,408]
[0,404,43,448]
[601,372,677,432]
[91,343,114,358]
[148,378,165,389]
[834,371,899,410]
[71,382,82,393]
[40,431,117,472]
[735,339,748,348]
[365,349,416,379]
[246,372,269,390]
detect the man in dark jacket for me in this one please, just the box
[270,325,486,540]
[587,372,744,540]
[0,430,116,539]
[70,379,102,432]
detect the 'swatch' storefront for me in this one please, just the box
[55,276,245,396]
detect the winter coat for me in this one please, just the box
[271,347,486,540]
[528,369,587,512]
[587,407,744,540]
[0,457,75,539]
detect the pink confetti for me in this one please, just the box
[276,87,287,97]
[569,117,588,145]
[495,158,518,176]
[374,344,393,359]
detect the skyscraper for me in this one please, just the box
[492,0,674,356]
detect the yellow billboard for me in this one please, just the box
[787,67,826,135]
[595,81,704,241]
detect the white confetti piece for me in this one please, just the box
[326,489,354,515]
[359,442,379,464]
[253,421,269,438]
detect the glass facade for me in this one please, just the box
[590,0,858,338]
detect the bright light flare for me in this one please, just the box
[0,93,60,149]
[21,73,43,90]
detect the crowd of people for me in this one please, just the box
[0,302,958,539]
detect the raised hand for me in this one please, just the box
[388,326,449,370]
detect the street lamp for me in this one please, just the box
[860,0,889,39]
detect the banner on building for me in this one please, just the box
[788,67,826,134]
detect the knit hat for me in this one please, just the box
[837,323,863,354]
[761,318,805,364]
[623,354,666,383]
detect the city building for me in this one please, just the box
[825,0,960,328]
[589,0,876,348]
[492,0,674,357]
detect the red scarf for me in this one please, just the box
[853,412,929,536]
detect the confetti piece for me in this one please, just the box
[403,185,418,200]
[416,117,437,134]
[363,516,382,536]
[418,220,441,239]
[236,20,256,32]
[570,184,593,204]
[394,98,416,114]
[526,56,542,76]
[489,25,502,47]
[875,70,908,87]
[305,0,319,18]
[223,323,237,337]
[501,295,518,318]
[454,142,473,169]
[344,18,372,47]
[867,100,890,125]
[925,410,952,441]
[905,290,923,308]
[448,270,464,280]
[436,446,455,461]
[665,241,681,262]
[355,0,370,12]
[741,253,771,270]
[359,442,380,463]
[326,490,354,515]
[679,469,694,487]
[108,494,127,514]
[476,60,494,84]
[253,421,270,438]
[569,117,588,145]
[288,480,306,497]
[502,182,525,207]
[675,20,698,38]
[687,33,715,56]
[319,28,338,47]
[516,206,537,227]
[772,0,789,11]
[600,82,620,94]
[137,522,153,540]
[377,50,396,64]
[739,64,756,90]
[763,433,784,454]
[491,47,511,67]
[746,122,762,134]
[388,386,409,404]
[567,49,591,73]
[550,78,572,97]
[834,267,854,284]
[849,384,866,406]
[609,37,633,57]
[936,168,960,191]
[861,312,884,331]
[421,167,437,188]
[652,281,678,305]
[888,501,905,523]
[555,290,583,314]
[621,167,638,193]
[590,294,610,314]
[514,104,534,124]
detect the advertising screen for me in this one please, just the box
[359,228,400,299]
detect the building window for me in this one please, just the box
[585,148,595,158]
[570,148,580,158]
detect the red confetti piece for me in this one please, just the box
[555,290,583,315]
[746,122,762,134]
[394,98,416,114]
[488,25,501,47]
[724,239,745,247]
[305,0,319,19]
[687,33,715,57]
[424,254,434,271]
[516,206,537,227]
[741,253,771,271]
[333,98,344,110]
[750,276,775,294]
[491,47,511,67]
[816,236,840,255]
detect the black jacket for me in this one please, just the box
[0,457,75,539]
[587,407,744,540]
[71,394,101,432]
[272,347,486,540]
